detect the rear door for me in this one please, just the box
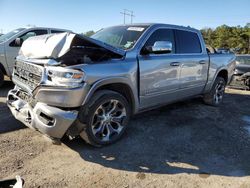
[5,29,48,73]
[138,28,181,109]
[175,29,209,97]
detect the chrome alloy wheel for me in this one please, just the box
[214,80,225,104]
[91,99,127,142]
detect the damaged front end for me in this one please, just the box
[19,32,125,65]
[7,32,125,140]
[230,72,250,90]
[7,89,78,139]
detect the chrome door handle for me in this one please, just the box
[199,60,206,64]
[170,62,180,66]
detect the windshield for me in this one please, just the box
[236,56,250,65]
[0,28,25,43]
[91,25,148,50]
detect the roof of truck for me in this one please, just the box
[115,23,200,32]
[22,26,71,32]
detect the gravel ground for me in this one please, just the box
[0,80,250,188]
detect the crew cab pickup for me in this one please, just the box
[0,27,70,86]
[7,24,236,146]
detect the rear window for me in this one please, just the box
[175,30,201,54]
[51,30,66,33]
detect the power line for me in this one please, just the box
[120,10,130,24]
[120,9,135,24]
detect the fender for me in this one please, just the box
[204,66,228,93]
[82,76,140,114]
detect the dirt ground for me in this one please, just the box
[1,80,250,188]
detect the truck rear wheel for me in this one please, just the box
[203,76,226,106]
[78,90,131,146]
[0,69,4,87]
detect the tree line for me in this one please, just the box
[201,23,250,54]
[83,23,250,54]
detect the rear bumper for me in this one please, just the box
[7,89,78,139]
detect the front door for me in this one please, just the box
[138,28,181,109]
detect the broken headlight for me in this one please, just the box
[47,67,85,88]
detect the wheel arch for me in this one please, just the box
[83,77,139,115]
[204,67,229,93]
[216,69,228,83]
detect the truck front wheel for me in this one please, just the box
[0,69,4,87]
[203,76,226,106]
[78,90,131,146]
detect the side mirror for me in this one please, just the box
[151,41,172,54]
[142,41,173,55]
[15,38,23,47]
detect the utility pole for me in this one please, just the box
[120,9,135,24]
[129,10,134,24]
[120,10,127,24]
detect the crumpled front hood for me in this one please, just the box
[19,32,125,63]
[20,32,75,59]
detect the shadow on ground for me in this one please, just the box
[0,80,14,98]
[65,92,250,177]
[0,81,25,133]
[0,103,25,134]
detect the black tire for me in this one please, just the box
[78,90,131,147]
[0,69,4,87]
[203,76,226,106]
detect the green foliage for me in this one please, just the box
[201,23,250,54]
[82,30,95,37]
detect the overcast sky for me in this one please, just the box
[0,0,249,33]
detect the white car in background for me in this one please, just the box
[0,27,70,86]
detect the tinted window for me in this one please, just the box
[51,30,66,33]
[175,30,201,53]
[144,29,175,53]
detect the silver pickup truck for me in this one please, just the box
[7,24,236,146]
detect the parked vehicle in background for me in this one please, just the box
[0,27,70,86]
[229,54,250,89]
[7,23,236,147]
[216,48,233,54]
